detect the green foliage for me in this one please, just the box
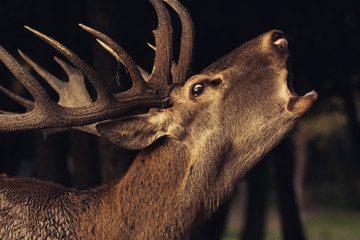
[305,208,360,240]
[221,207,360,240]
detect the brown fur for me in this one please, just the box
[0,30,316,239]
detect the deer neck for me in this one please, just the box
[82,134,234,239]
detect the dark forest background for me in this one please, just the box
[0,0,359,239]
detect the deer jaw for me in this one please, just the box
[160,30,317,197]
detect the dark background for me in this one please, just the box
[0,0,359,239]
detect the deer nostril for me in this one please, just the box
[274,38,288,50]
[271,32,289,51]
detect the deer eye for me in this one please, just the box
[192,83,205,97]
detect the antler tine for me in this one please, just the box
[78,24,151,97]
[0,84,34,111]
[163,0,195,85]
[53,57,93,107]
[147,0,173,96]
[24,26,112,105]
[18,50,65,96]
[19,50,93,108]
[95,37,151,82]
[147,42,178,83]
[18,50,99,136]
[0,45,52,106]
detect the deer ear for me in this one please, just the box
[96,112,170,150]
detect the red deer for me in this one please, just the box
[0,0,317,239]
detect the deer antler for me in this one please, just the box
[0,0,190,133]
[164,0,194,85]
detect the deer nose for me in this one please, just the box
[271,31,289,51]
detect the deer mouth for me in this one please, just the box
[285,64,317,117]
[278,39,317,117]
[271,32,317,118]
[272,33,305,99]
[286,71,296,97]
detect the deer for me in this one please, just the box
[0,0,317,239]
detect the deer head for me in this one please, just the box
[0,0,317,239]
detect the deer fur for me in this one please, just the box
[0,0,321,237]
[0,27,317,239]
